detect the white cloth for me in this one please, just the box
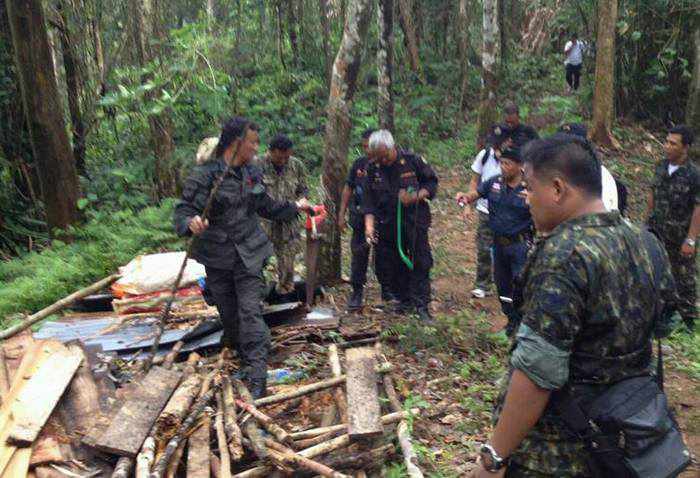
[564,40,583,65]
[601,165,618,212]
[471,148,502,214]
[668,163,680,176]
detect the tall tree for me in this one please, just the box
[590,0,618,147]
[475,0,499,145]
[686,27,700,150]
[318,0,332,87]
[397,0,424,83]
[287,0,300,66]
[129,0,178,199]
[57,0,87,176]
[377,0,394,130]
[319,0,372,283]
[6,0,80,232]
[457,0,471,115]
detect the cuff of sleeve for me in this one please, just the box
[510,323,570,390]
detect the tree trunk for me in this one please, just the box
[57,1,86,177]
[275,0,286,68]
[397,0,424,83]
[287,0,300,66]
[475,0,499,147]
[498,0,506,63]
[6,0,80,233]
[590,0,618,147]
[319,0,332,87]
[377,0,394,131]
[206,0,214,29]
[458,0,471,114]
[687,27,700,160]
[130,0,178,199]
[319,0,373,284]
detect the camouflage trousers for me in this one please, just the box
[474,211,494,291]
[667,246,698,329]
[271,239,301,294]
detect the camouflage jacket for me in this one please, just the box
[494,212,679,475]
[258,154,308,245]
[647,158,700,248]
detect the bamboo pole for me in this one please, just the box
[0,274,120,340]
[234,399,293,445]
[264,439,351,478]
[327,344,348,422]
[136,437,155,478]
[221,377,244,462]
[233,380,268,460]
[290,409,415,440]
[215,391,232,478]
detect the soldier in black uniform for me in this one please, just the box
[363,130,439,321]
[174,117,312,398]
[503,101,539,149]
[338,129,377,311]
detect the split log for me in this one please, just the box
[254,364,391,407]
[376,344,423,478]
[214,391,232,478]
[265,438,351,478]
[136,437,155,478]
[8,345,83,445]
[221,377,244,462]
[91,366,182,457]
[234,399,293,445]
[111,457,134,478]
[327,344,348,422]
[345,347,382,440]
[154,374,203,445]
[0,274,120,340]
[163,340,184,370]
[232,380,267,460]
[186,416,210,478]
[290,409,415,440]
[150,382,219,478]
[0,348,9,402]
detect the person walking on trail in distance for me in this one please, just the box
[564,32,584,91]
[258,134,309,294]
[174,117,312,399]
[337,128,381,311]
[457,124,510,299]
[647,125,699,332]
[457,146,532,336]
[363,130,438,322]
[469,134,682,477]
[503,101,539,149]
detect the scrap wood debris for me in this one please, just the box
[0,260,424,477]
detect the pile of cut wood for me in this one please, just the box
[0,325,424,477]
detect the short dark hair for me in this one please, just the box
[269,134,293,151]
[504,101,519,116]
[501,146,522,163]
[523,134,602,198]
[215,117,259,158]
[361,128,376,140]
[558,123,587,139]
[668,125,694,146]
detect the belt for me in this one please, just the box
[494,231,530,247]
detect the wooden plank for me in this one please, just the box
[59,344,101,440]
[0,340,65,476]
[0,446,30,478]
[90,366,182,457]
[345,347,383,440]
[186,417,210,478]
[8,347,83,446]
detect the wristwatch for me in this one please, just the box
[480,443,509,472]
[684,237,696,247]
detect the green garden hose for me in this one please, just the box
[397,189,415,271]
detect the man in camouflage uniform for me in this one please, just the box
[647,125,699,332]
[470,135,679,477]
[259,134,309,293]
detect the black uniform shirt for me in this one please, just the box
[478,175,532,237]
[346,155,370,217]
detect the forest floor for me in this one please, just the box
[327,119,700,477]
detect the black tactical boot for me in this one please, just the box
[416,306,434,324]
[248,377,267,400]
[347,286,364,311]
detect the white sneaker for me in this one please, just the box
[471,288,487,299]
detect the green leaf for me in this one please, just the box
[117,84,130,97]
[77,198,89,210]
[631,31,642,41]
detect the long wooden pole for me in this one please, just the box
[0,274,120,340]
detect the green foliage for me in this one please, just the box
[669,330,700,380]
[0,201,182,324]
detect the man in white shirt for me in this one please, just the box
[456,125,509,298]
[564,32,583,91]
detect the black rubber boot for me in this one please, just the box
[347,286,363,311]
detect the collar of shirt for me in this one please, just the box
[545,211,622,239]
